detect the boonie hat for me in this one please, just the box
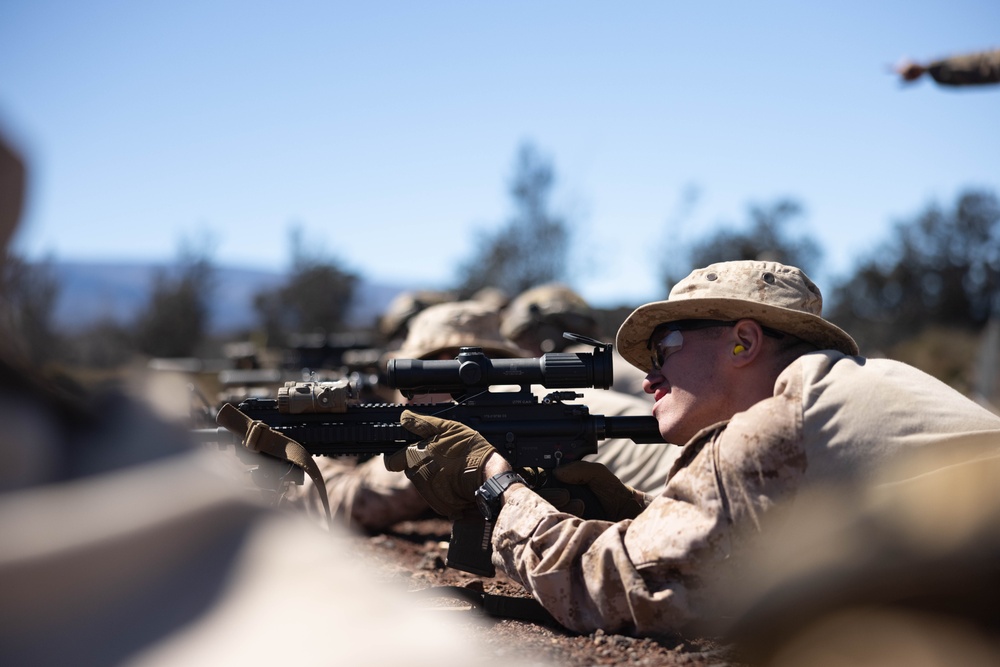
[389,300,531,361]
[378,289,456,341]
[500,283,598,341]
[616,260,859,371]
[470,286,510,311]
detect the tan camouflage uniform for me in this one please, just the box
[489,351,1000,635]
[927,48,1000,86]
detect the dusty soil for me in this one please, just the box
[351,516,743,667]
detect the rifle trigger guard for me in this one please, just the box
[245,420,266,453]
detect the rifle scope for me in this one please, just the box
[386,333,614,397]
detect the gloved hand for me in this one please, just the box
[384,410,496,519]
[552,461,645,521]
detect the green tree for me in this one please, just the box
[454,142,572,297]
[660,197,821,291]
[253,226,358,348]
[133,244,215,358]
[828,189,1000,353]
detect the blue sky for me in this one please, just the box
[1,1,998,307]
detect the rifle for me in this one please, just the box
[199,334,664,576]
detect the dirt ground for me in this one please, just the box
[351,516,743,667]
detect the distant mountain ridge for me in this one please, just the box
[49,260,406,335]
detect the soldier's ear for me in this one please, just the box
[730,320,765,365]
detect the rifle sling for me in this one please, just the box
[217,402,332,527]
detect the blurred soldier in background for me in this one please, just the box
[378,287,509,351]
[895,47,1000,86]
[376,288,456,351]
[501,283,680,494]
[0,130,529,666]
[501,282,647,398]
[500,283,600,355]
[285,299,532,530]
[469,285,510,313]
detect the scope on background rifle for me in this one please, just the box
[198,333,664,576]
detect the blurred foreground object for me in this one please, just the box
[0,133,24,253]
[723,444,1000,667]
[0,125,534,667]
[0,446,532,666]
[895,48,1000,86]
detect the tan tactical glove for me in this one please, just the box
[552,461,645,521]
[385,410,496,519]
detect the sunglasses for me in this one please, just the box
[646,319,785,371]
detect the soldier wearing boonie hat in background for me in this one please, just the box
[500,283,680,495]
[286,299,532,531]
[376,289,456,350]
[500,282,647,397]
[387,260,1000,636]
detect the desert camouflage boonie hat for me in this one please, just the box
[388,300,531,361]
[470,286,510,311]
[616,260,859,371]
[500,283,598,341]
[377,289,456,342]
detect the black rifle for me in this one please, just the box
[201,334,664,576]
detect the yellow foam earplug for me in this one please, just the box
[734,344,746,354]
